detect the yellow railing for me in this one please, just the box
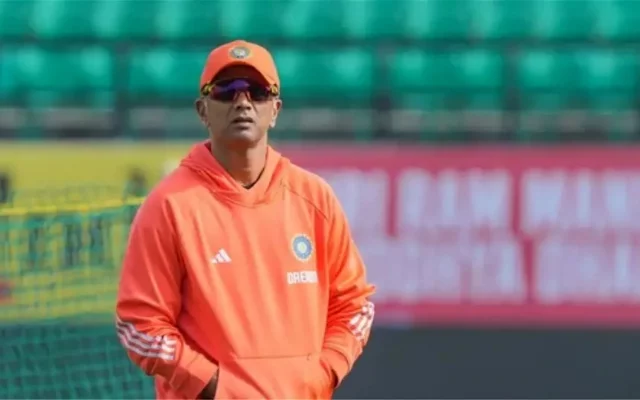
[0,197,145,217]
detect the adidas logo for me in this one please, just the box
[211,249,232,264]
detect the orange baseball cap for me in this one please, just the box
[199,40,280,92]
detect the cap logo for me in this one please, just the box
[229,46,251,60]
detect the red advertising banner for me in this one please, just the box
[281,145,640,328]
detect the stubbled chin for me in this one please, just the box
[218,129,265,148]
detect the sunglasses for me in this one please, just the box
[202,79,278,103]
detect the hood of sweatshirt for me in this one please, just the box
[179,140,289,207]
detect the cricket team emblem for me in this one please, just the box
[291,234,313,262]
[229,46,251,60]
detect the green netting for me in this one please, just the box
[0,189,154,398]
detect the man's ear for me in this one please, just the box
[195,97,207,126]
[270,99,282,128]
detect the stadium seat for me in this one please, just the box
[372,0,474,40]
[272,48,376,105]
[473,0,535,39]
[594,0,640,40]
[30,0,103,39]
[98,1,161,39]
[517,49,639,142]
[530,0,598,40]
[579,51,638,141]
[2,0,640,142]
[517,51,581,90]
[388,49,505,141]
[0,48,23,99]
[126,48,209,99]
[0,47,113,93]
[0,46,114,140]
[0,0,36,38]
[212,0,302,40]
[155,0,227,39]
[576,50,638,90]
[519,49,639,92]
[388,49,504,90]
[6,0,640,42]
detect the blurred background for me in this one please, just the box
[2,0,640,398]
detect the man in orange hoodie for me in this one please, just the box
[115,40,376,399]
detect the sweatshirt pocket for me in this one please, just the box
[214,354,330,399]
[303,353,334,399]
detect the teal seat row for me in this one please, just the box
[1,47,637,99]
[1,0,639,40]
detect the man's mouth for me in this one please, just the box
[231,116,254,124]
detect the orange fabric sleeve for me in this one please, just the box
[115,195,218,398]
[321,189,376,388]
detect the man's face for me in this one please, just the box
[196,66,282,149]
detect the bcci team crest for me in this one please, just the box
[229,46,251,60]
[291,234,313,262]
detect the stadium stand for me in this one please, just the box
[0,0,639,142]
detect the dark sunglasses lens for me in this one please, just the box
[211,80,247,101]
[211,91,235,102]
[247,86,270,101]
[210,79,271,102]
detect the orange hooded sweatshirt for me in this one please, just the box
[115,141,375,399]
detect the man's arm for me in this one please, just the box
[320,189,376,388]
[115,194,218,399]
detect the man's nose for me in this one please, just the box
[233,91,252,109]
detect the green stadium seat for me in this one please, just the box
[272,48,376,105]
[6,0,640,42]
[594,0,640,40]
[213,0,300,40]
[519,50,639,92]
[156,0,223,39]
[127,48,208,98]
[376,0,474,40]
[474,0,535,39]
[579,51,638,140]
[577,50,638,90]
[0,0,36,38]
[292,0,373,40]
[0,48,22,99]
[214,0,364,40]
[369,0,607,41]
[389,49,505,140]
[518,51,580,90]
[530,0,597,40]
[421,0,474,39]
[388,49,504,90]
[98,1,161,39]
[30,0,104,39]
[0,47,113,93]
[518,49,639,142]
[0,47,114,139]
